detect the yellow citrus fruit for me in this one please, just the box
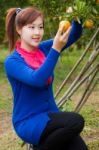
[84,19,94,29]
[59,20,71,32]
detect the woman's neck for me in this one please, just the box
[21,41,37,52]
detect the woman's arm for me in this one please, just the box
[62,20,83,50]
[4,48,60,87]
[5,23,72,88]
[39,20,82,53]
[39,39,53,55]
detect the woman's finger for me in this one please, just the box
[62,26,72,39]
[57,24,64,36]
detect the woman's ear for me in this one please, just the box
[16,27,21,35]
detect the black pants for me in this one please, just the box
[35,112,88,150]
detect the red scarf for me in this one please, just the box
[16,41,52,85]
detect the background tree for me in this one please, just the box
[0,0,99,47]
[0,0,30,44]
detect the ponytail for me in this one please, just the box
[5,8,17,51]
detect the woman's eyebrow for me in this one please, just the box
[32,23,43,26]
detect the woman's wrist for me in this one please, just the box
[52,45,61,53]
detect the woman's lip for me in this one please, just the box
[32,38,40,42]
[32,38,40,39]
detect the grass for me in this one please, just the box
[0,45,99,150]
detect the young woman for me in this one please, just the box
[4,7,88,150]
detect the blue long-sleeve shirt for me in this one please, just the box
[4,20,82,145]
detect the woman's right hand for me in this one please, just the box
[52,25,71,53]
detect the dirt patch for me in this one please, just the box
[82,126,99,143]
[0,112,12,138]
[72,90,99,107]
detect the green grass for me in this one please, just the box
[0,46,99,150]
[88,141,99,150]
[81,105,99,128]
[0,46,12,112]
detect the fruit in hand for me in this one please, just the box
[84,19,94,29]
[59,20,71,32]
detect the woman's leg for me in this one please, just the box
[37,112,85,150]
[34,136,88,150]
[63,135,88,150]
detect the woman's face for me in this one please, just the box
[18,16,44,51]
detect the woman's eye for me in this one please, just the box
[39,26,44,29]
[31,26,35,29]
[28,26,44,29]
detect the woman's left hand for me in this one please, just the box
[52,25,71,52]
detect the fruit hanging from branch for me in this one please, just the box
[96,0,99,4]
[63,0,99,29]
[84,19,94,29]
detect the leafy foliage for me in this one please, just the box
[0,0,99,45]
[0,0,30,43]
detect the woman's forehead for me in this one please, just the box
[32,16,43,24]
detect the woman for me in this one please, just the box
[4,7,88,150]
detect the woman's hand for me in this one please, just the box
[52,25,71,53]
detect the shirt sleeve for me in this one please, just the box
[39,39,53,55]
[39,20,83,53]
[62,20,83,50]
[4,48,60,87]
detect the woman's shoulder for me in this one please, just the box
[4,49,24,64]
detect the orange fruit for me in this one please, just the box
[84,19,94,29]
[96,0,99,4]
[59,20,71,32]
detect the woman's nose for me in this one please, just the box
[34,28,40,35]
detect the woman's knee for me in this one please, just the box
[72,112,85,132]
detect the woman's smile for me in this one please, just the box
[32,37,41,42]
